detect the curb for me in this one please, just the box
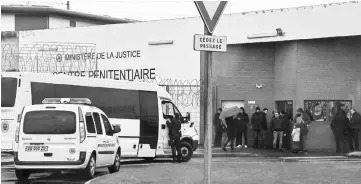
[1,160,14,166]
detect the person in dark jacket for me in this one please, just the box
[331,104,350,153]
[236,107,249,148]
[296,108,311,153]
[213,108,223,147]
[270,111,285,152]
[280,110,292,150]
[166,113,182,162]
[222,115,237,152]
[251,107,267,148]
[260,108,269,148]
[348,108,361,151]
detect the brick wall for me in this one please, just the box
[296,36,361,150]
[199,36,361,149]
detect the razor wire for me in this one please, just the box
[1,42,97,73]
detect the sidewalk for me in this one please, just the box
[1,148,351,166]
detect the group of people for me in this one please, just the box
[330,105,361,153]
[213,104,361,153]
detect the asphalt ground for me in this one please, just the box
[2,156,361,184]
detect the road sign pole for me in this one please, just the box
[203,25,213,184]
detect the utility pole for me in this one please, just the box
[66,1,70,10]
[203,25,213,184]
[194,2,228,184]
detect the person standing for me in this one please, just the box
[291,124,301,153]
[213,108,223,147]
[166,113,182,163]
[280,110,292,150]
[296,108,311,153]
[236,107,249,148]
[270,111,285,152]
[260,108,269,149]
[222,115,237,152]
[349,108,361,151]
[331,104,350,153]
[251,107,265,148]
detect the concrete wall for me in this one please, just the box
[1,14,15,31]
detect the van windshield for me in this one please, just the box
[23,111,76,134]
[1,77,17,107]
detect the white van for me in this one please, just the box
[14,98,121,181]
[2,72,198,161]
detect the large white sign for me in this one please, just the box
[193,34,227,52]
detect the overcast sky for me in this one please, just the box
[2,0,354,21]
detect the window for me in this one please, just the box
[85,113,96,133]
[101,114,112,136]
[70,20,76,27]
[304,100,352,122]
[15,15,48,31]
[54,84,141,119]
[162,101,175,117]
[1,77,17,107]
[31,82,55,105]
[23,111,76,134]
[93,113,103,135]
[139,91,159,149]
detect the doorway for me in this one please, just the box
[275,100,293,150]
[276,101,293,120]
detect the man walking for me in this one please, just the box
[331,104,350,153]
[213,108,223,147]
[270,111,285,152]
[349,108,361,151]
[166,113,182,163]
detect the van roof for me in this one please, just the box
[25,103,102,112]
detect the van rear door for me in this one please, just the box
[18,106,80,162]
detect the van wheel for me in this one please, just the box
[108,151,121,173]
[83,154,96,179]
[180,141,193,162]
[15,169,31,181]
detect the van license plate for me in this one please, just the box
[25,146,48,152]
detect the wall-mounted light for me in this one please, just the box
[255,84,264,89]
[247,28,285,39]
[148,40,174,45]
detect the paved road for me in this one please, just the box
[89,156,361,184]
[3,157,361,184]
[1,159,156,184]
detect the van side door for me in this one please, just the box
[84,112,98,154]
[92,112,107,167]
[100,113,117,165]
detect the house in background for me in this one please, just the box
[1,4,137,31]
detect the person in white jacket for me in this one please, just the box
[292,126,301,153]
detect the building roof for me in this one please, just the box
[1,5,138,24]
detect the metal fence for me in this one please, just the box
[1,42,97,72]
[159,84,201,134]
